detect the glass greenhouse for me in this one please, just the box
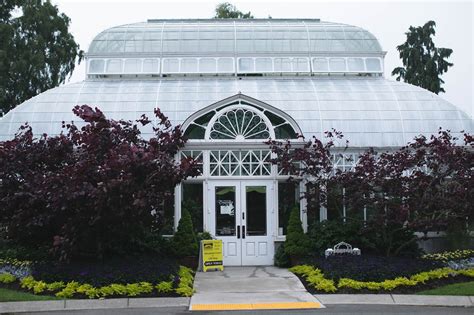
[1,19,472,266]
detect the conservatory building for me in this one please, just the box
[0,19,472,266]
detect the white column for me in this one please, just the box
[300,180,308,233]
[174,183,182,232]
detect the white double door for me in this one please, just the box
[208,180,274,266]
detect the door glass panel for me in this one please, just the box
[215,186,236,236]
[246,186,267,236]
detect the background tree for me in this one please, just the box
[0,0,83,116]
[214,2,253,19]
[392,21,453,94]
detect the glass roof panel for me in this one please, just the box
[87,20,384,56]
[1,78,471,147]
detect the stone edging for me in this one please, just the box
[1,294,473,313]
[0,297,190,314]
[315,294,474,307]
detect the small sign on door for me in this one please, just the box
[218,200,234,215]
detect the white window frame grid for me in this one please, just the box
[86,56,383,76]
[331,152,360,172]
[209,150,273,177]
[87,58,161,75]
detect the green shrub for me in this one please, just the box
[289,265,336,293]
[284,206,311,257]
[446,220,471,250]
[367,223,422,257]
[46,281,65,292]
[172,209,198,257]
[55,281,80,298]
[176,266,195,297]
[0,272,16,284]
[307,220,373,256]
[291,264,473,293]
[274,243,290,267]
[0,240,49,262]
[33,281,48,294]
[196,231,213,242]
[20,276,36,290]
[156,280,174,293]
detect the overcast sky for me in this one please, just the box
[52,0,473,118]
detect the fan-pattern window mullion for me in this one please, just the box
[209,108,270,140]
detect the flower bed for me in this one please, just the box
[0,266,194,299]
[0,258,32,278]
[422,249,474,262]
[290,264,474,294]
[31,256,178,287]
[302,255,444,282]
[0,256,195,299]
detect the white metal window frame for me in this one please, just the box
[205,104,276,141]
[86,56,384,76]
[87,58,161,74]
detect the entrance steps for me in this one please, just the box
[189,266,324,311]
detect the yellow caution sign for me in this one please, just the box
[201,240,224,272]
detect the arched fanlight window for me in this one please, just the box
[183,94,301,141]
[208,105,272,140]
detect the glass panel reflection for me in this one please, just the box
[215,186,236,236]
[246,186,266,236]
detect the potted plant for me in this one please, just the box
[172,209,198,269]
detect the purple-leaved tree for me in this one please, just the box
[0,105,198,261]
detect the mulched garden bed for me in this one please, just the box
[0,281,182,299]
[297,273,474,295]
[0,255,186,299]
[32,256,179,286]
[302,255,445,282]
[295,254,473,294]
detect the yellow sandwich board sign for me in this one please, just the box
[201,240,224,272]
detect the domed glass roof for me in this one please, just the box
[88,19,383,56]
[1,77,471,147]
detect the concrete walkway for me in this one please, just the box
[189,266,323,311]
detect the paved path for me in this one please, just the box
[189,266,323,311]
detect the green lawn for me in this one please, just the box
[418,281,474,296]
[0,288,59,302]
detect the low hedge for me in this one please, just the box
[290,265,474,293]
[0,266,195,298]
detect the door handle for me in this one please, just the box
[237,225,240,239]
[242,226,245,239]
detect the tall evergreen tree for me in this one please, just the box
[214,2,254,19]
[0,0,83,116]
[392,21,453,94]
